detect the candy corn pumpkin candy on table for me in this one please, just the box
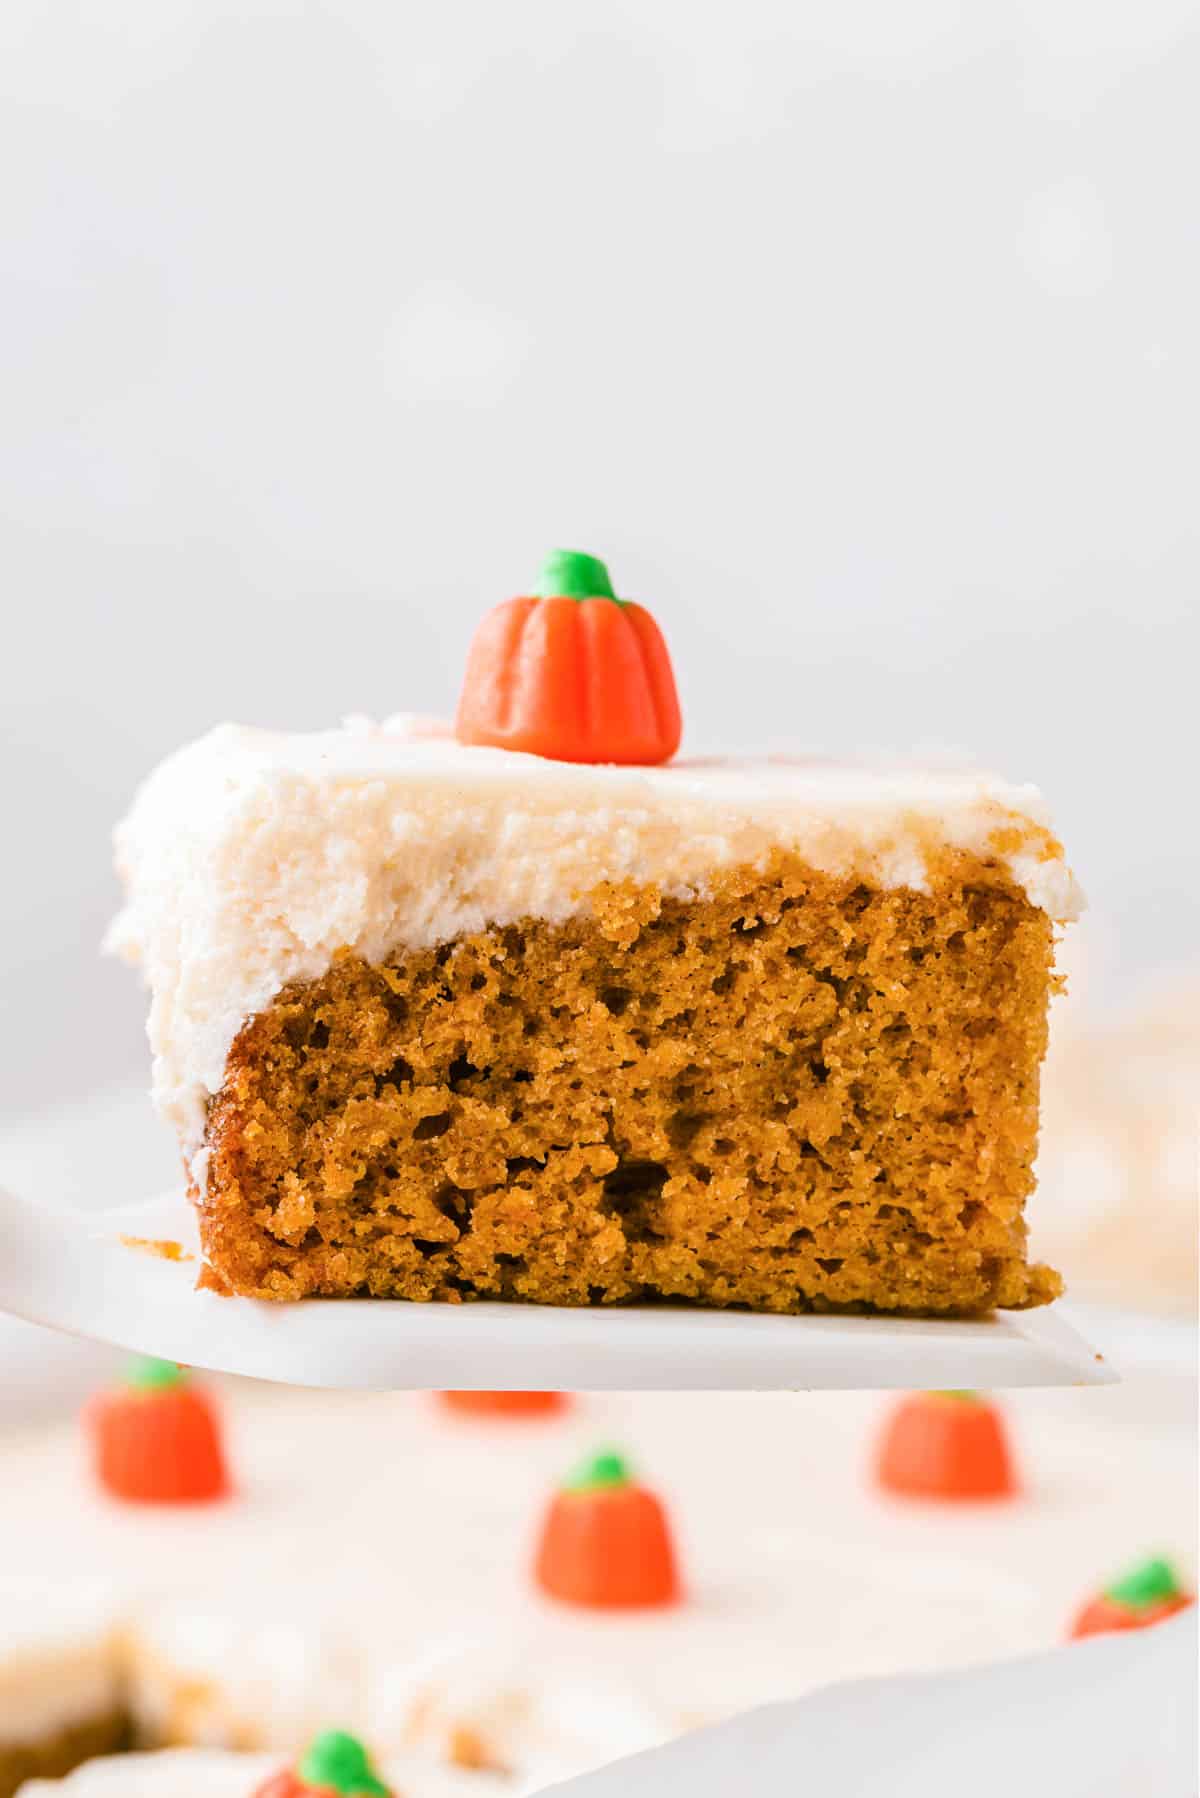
[85,1358,230,1504]
[1070,1557,1194,1640]
[534,1448,682,1610]
[873,1391,1020,1502]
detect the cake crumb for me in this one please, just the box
[120,1235,193,1263]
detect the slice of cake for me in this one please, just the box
[0,1583,126,1798]
[108,551,1081,1315]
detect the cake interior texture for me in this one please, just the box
[198,850,1062,1315]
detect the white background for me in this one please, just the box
[2,0,1197,1125]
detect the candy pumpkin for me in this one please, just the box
[534,1447,681,1609]
[438,1391,568,1418]
[455,549,682,765]
[874,1391,1019,1502]
[251,1730,391,1797]
[85,1357,230,1504]
[1070,1557,1194,1640]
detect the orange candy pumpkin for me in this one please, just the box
[438,1391,568,1418]
[534,1448,682,1609]
[455,550,682,766]
[86,1357,230,1504]
[250,1775,308,1798]
[1070,1558,1194,1640]
[874,1391,1019,1502]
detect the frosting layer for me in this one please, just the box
[19,1748,487,1795]
[107,717,1082,1154]
[18,1751,279,1796]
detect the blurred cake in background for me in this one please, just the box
[20,1739,491,1795]
[0,1379,1193,1795]
[1034,938,1198,1317]
[107,550,1082,1318]
[0,1584,125,1795]
[21,1755,281,1798]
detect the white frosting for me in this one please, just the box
[0,1579,122,1744]
[19,1747,490,1795]
[128,1611,359,1750]
[18,1750,280,1796]
[366,1635,674,1787]
[107,717,1081,1157]
[0,1383,1190,1784]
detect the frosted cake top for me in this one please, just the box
[108,714,1082,1154]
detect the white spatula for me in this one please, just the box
[0,1183,1115,1391]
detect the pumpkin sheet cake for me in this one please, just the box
[107,552,1082,1314]
[2,1380,1194,1793]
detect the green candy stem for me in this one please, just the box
[532,549,620,602]
[933,1390,981,1404]
[1105,1557,1182,1611]
[125,1357,187,1394]
[564,1447,632,1493]
[298,1730,389,1797]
